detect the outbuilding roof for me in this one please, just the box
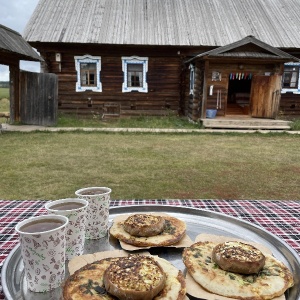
[186,36,300,63]
[0,25,42,62]
[24,0,300,49]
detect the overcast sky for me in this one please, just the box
[0,0,40,81]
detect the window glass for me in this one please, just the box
[80,63,97,86]
[122,56,148,93]
[75,55,102,92]
[127,64,143,87]
[282,66,299,88]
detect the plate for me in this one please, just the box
[2,205,300,299]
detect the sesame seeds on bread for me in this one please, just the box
[109,214,186,247]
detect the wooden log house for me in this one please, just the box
[23,0,300,121]
[185,36,299,120]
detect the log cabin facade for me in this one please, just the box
[23,0,300,121]
[185,36,299,120]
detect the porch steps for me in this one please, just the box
[202,118,291,130]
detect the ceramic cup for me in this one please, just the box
[15,215,68,292]
[45,198,88,260]
[75,187,111,239]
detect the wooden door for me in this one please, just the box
[20,71,58,126]
[250,75,282,118]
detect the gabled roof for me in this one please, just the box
[24,0,300,49]
[186,36,299,63]
[0,25,42,62]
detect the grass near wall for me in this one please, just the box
[57,113,201,129]
[0,131,299,201]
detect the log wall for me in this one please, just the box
[184,61,204,121]
[38,44,195,118]
[33,42,300,119]
[186,60,284,120]
[280,93,300,116]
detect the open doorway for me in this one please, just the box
[227,73,252,115]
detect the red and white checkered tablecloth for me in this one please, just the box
[0,199,299,299]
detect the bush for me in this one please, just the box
[290,118,300,131]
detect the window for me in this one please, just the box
[81,63,96,86]
[75,55,102,92]
[127,64,143,87]
[282,63,300,94]
[122,56,148,92]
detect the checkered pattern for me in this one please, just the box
[1,199,299,299]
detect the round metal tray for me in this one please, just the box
[2,205,300,300]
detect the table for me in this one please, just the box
[1,199,299,299]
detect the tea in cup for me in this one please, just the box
[45,198,88,259]
[75,187,111,239]
[15,215,69,292]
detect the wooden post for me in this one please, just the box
[9,64,20,123]
[201,60,209,119]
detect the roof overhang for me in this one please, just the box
[0,24,43,64]
[186,35,300,64]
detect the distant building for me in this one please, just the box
[23,0,300,120]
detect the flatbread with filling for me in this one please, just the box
[63,254,186,300]
[109,213,186,247]
[182,240,294,300]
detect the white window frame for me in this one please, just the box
[281,62,300,94]
[122,56,148,93]
[189,64,195,95]
[74,55,102,92]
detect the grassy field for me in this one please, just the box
[0,131,299,201]
[57,113,201,129]
[0,89,9,123]
[0,88,9,100]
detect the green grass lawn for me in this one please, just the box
[0,131,299,200]
[57,113,201,129]
[0,88,9,101]
[0,96,9,123]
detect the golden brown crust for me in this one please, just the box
[155,269,186,300]
[62,257,118,300]
[153,257,186,300]
[212,241,266,274]
[62,255,186,300]
[110,216,186,247]
[176,271,187,300]
[182,241,294,300]
[123,214,165,237]
[103,256,166,300]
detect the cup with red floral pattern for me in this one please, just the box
[75,187,111,239]
[45,198,88,260]
[15,215,68,292]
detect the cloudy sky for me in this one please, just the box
[0,0,40,81]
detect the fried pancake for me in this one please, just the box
[103,255,166,300]
[212,241,266,274]
[110,215,186,247]
[63,255,186,300]
[123,214,165,237]
[63,257,118,300]
[183,241,294,300]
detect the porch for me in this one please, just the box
[201,115,291,130]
